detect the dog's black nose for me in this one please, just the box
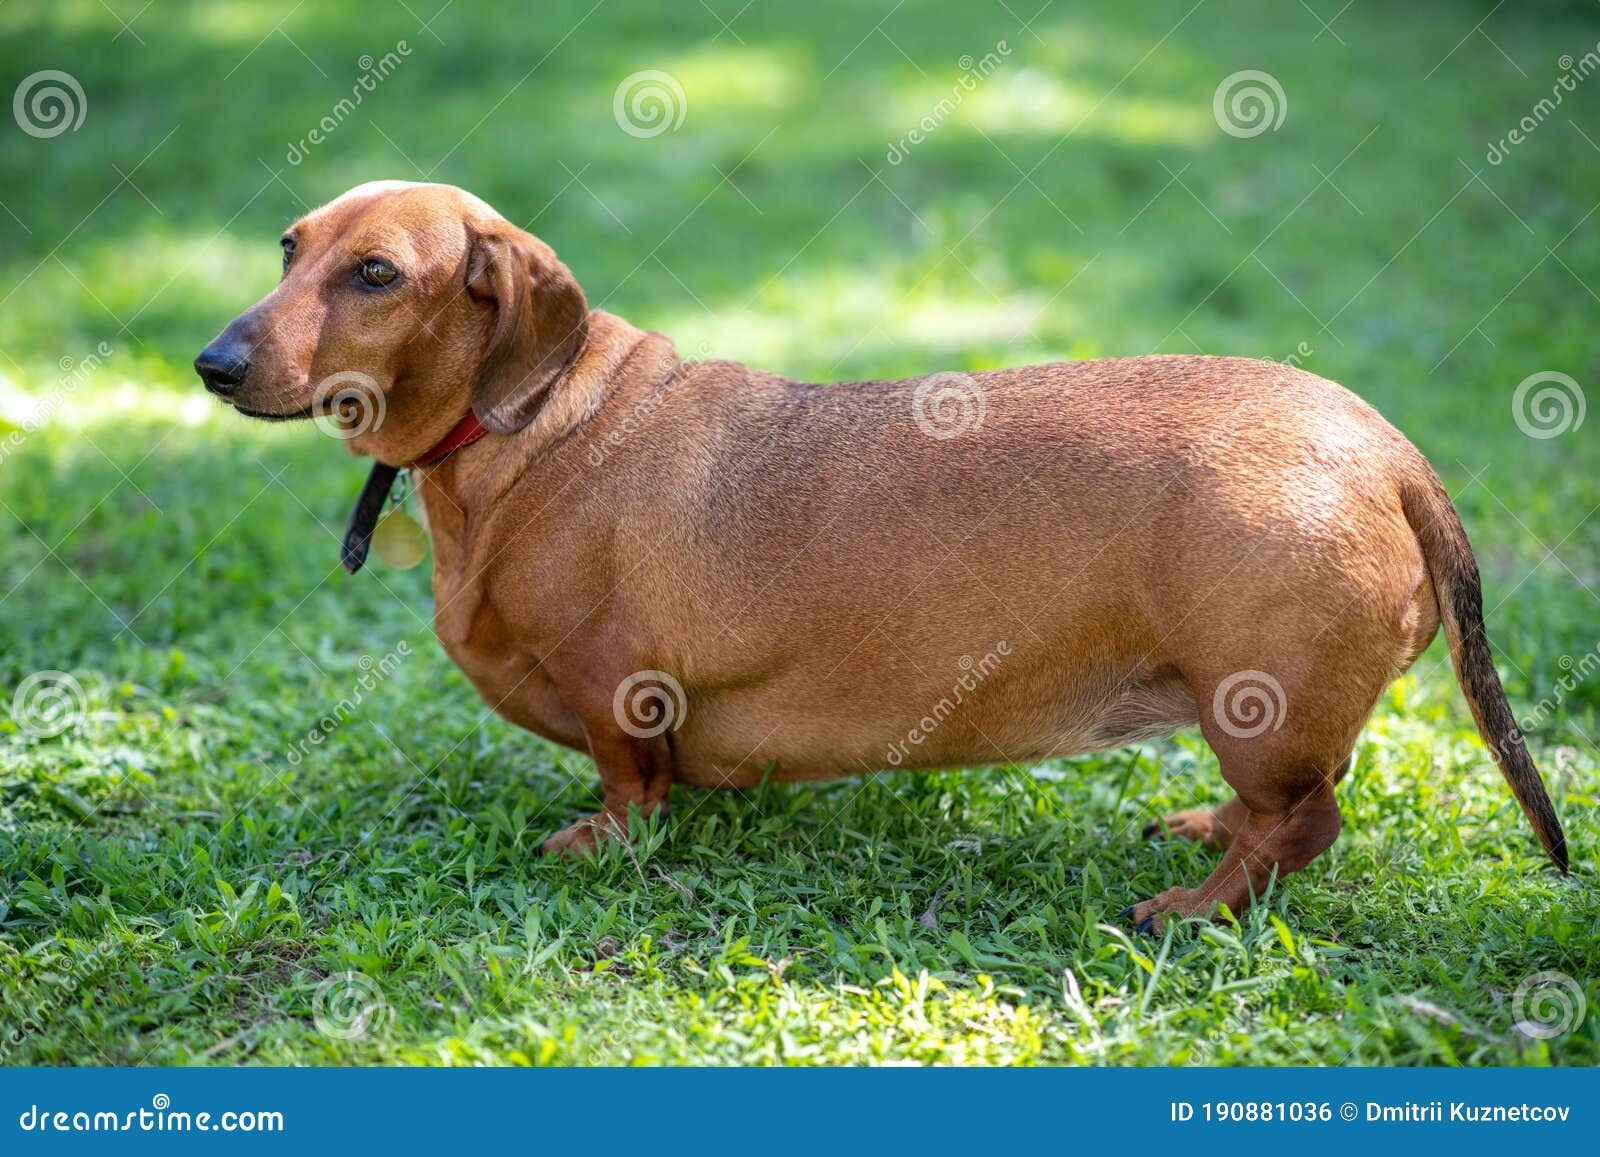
[194,341,251,395]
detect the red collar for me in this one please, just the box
[411,412,489,468]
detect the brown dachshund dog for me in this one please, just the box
[195,181,1567,929]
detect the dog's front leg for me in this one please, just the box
[541,726,674,857]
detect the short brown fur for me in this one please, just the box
[198,182,1568,927]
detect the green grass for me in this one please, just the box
[2,0,1598,1065]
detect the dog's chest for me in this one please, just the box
[420,488,585,748]
[430,563,583,746]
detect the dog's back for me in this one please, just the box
[593,354,1433,785]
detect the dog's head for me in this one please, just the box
[194,180,588,462]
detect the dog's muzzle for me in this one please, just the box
[194,340,251,395]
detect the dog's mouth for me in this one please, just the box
[228,399,319,422]
[219,377,384,433]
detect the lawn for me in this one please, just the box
[1,0,1597,1065]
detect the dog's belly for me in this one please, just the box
[669,658,1198,787]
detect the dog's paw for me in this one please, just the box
[1123,887,1213,934]
[1142,808,1229,850]
[539,812,625,858]
[1119,904,1164,936]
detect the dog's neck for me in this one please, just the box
[413,309,673,532]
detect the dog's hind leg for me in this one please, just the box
[1143,755,1351,851]
[1128,781,1343,930]
[1125,657,1373,930]
[1142,796,1248,851]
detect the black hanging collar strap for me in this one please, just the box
[341,461,400,574]
[339,412,491,574]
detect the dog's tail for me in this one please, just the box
[1401,468,1568,872]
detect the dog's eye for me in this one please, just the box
[280,236,295,271]
[358,258,398,288]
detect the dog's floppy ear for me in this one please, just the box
[465,223,588,433]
